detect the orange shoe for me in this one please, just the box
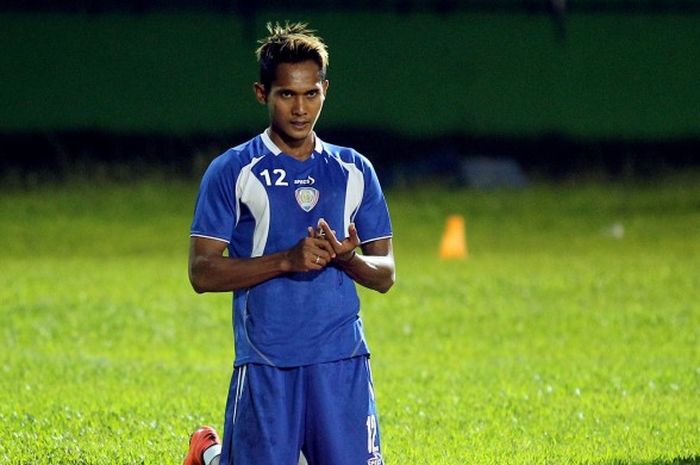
[183,426,221,465]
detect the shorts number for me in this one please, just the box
[366,415,379,454]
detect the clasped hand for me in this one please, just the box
[286,218,360,272]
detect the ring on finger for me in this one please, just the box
[315,255,320,264]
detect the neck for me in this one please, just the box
[268,128,314,161]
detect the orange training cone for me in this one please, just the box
[439,214,468,260]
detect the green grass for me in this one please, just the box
[1,178,699,464]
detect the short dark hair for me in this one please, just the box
[256,22,329,90]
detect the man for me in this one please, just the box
[184,22,395,465]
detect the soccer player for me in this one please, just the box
[184,22,395,465]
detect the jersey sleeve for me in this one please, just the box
[353,157,393,244]
[190,153,238,243]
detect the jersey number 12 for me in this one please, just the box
[260,169,288,186]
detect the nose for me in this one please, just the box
[292,96,306,116]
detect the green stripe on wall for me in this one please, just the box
[1,12,699,137]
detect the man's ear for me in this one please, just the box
[253,82,267,104]
[322,80,329,96]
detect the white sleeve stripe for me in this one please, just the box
[190,233,230,244]
[236,158,270,258]
[360,234,393,245]
[340,160,364,238]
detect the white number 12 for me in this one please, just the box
[260,169,288,186]
[366,415,379,453]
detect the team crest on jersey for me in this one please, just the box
[295,187,319,212]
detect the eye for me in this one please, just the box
[280,91,293,98]
[307,91,319,98]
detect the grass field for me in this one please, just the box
[1,177,699,464]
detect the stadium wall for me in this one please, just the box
[1,11,699,180]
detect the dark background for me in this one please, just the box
[1,1,699,184]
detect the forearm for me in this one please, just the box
[190,252,290,293]
[336,252,395,293]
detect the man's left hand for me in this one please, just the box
[316,218,360,263]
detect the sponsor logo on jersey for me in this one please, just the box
[295,187,319,212]
[293,175,316,186]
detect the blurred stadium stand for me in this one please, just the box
[2,1,700,13]
[1,1,699,184]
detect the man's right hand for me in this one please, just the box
[283,229,336,272]
[189,227,338,293]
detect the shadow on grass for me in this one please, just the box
[602,457,700,465]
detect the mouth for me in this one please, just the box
[290,121,310,130]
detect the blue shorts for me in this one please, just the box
[219,356,383,465]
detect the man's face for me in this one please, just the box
[255,60,329,147]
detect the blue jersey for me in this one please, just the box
[190,131,392,367]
